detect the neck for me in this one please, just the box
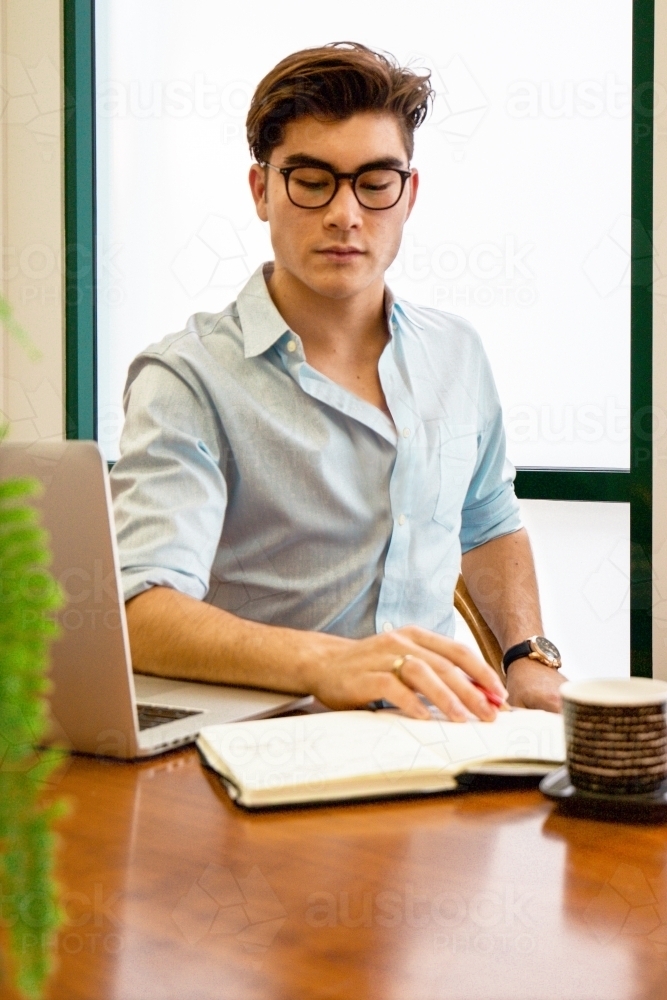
[266,263,388,360]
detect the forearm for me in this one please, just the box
[125,586,346,694]
[125,585,510,721]
[461,528,564,712]
[460,527,542,652]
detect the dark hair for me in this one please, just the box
[246,42,433,163]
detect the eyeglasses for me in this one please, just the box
[262,162,413,211]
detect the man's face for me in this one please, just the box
[249,112,418,301]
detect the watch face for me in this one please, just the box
[533,636,561,665]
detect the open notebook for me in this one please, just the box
[197,708,566,808]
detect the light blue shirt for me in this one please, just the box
[111,264,521,639]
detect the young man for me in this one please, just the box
[112,43,565,721]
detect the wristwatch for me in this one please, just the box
[502,636,561,677]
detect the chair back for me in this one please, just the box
[454,575,504,682]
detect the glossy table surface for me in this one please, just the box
[16,744,667,1000]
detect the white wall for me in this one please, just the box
[456,499,630,681]
[0,0,64,442]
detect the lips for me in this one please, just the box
[317,246,364,259]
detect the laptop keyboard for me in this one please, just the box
[136,703,203,731]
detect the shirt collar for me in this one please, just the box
[236,263,290,359]
[236,261,401,358]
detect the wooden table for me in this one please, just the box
[12,747,667,1000]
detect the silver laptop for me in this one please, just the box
[0,440,309,758]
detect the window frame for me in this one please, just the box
[63,0,655,675]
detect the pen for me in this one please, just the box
[471,680,510,710]
[370,684,510,715]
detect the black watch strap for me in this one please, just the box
[502,641,533,673]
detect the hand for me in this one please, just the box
[505,658,566,713]
[308,625,508,722]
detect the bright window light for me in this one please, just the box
[96,0,632,470]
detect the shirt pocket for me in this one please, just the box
[433,425,478,531]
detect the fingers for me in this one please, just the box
[319,628,506,722]
[400,626,506,698]
[398,655,494,722]
[432,662,498,721]
[381,633,500,721]
[359,671,431,720]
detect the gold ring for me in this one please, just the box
[392,655,411,682]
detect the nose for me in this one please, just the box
[322,178,363,229]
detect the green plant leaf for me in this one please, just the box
[0,477,65,999]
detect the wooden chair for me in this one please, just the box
[453,575,504,683]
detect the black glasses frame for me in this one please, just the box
[262,162,413,211]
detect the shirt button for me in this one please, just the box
[286,340,297,353]
[382,621,393,633]
[402,427,410,438]
[398,514,406,526]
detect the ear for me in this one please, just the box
[405,169,419,221]
[249,163,269,222]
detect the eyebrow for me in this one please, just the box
[280,154,408,172]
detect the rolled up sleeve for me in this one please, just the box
[460,371,522,554]
[110,353,228,602]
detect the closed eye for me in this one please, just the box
[294,178,330,191]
